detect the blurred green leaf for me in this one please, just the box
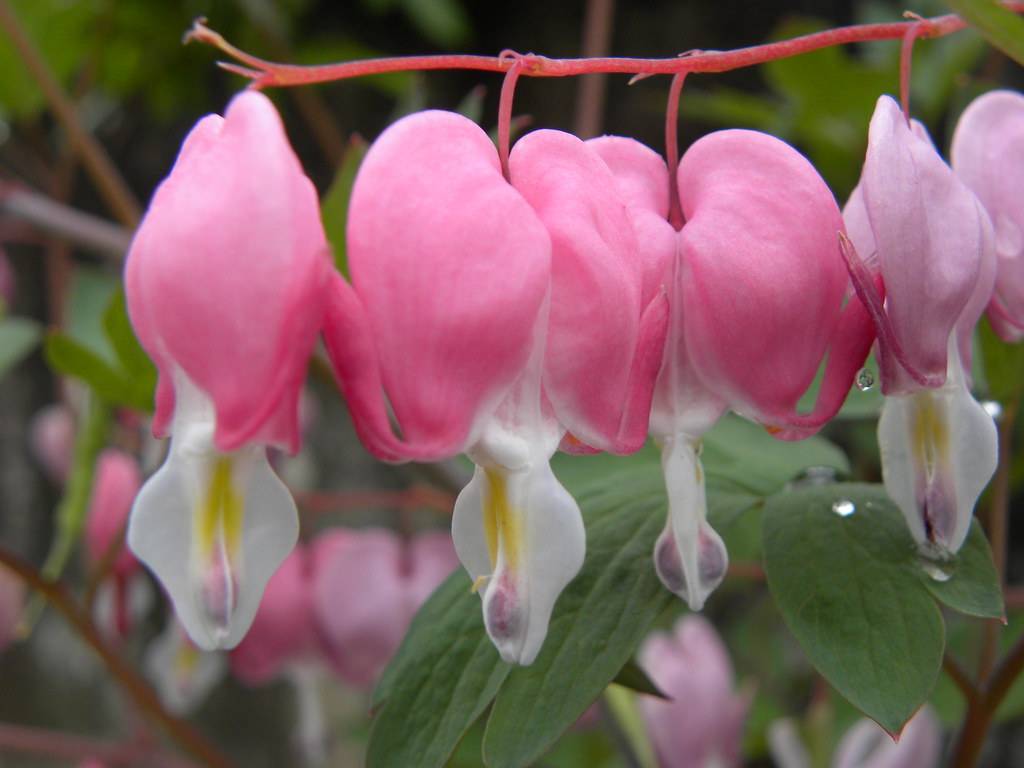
[102,289,156,405]
[399,0,470,47]
[321,136,368,277]
[680,87,785,133]
[0,316,42,377]
[763,483,1002,735]
[65,266,118,364]
[455,84,486,124]
[946,0,1024,67]
[979,317,1024,404]
[44,331,149,411]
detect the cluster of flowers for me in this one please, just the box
[123,84,1022,666]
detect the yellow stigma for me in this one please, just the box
[196,456,243,559]
[482,468,522,572]
[910,392,949,480]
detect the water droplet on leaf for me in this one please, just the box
[832,499,856,517]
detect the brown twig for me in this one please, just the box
[0,182,132,260]
[573,0,616,138]
[0,547,235,768]
[0,0,141,227]
[0,722,197,768]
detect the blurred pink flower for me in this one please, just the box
[0,566,23,654]
[832,707,941,768]
[638,615,749,768]
[951,90,1024,342]
[312,528,458,689]
[125,90,330,650]
[30,404,75,484]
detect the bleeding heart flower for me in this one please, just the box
[145,619,226,716]
[589,129,874,610]
[832,707,941,768]
[312,528,457,688]
[951,89,1024,342]
[85,449,143,637]
[638,615,750,768]
[30,404,75,484]
[325,111,666,664]
[125,90,331,650]
[843,95,997,557]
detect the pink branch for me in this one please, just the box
[185,7,1023,89]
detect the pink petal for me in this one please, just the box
[85,449,142,578]
[340,110,550,461]
[951,90,1024,342]
[677,129,853,426]
[860,96,986,392]
[125,91,330,452]
[510,130,665,453]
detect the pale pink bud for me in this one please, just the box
[638,616,749,768]
[30,404,75,484]
[86,449,142,577]
[832,707,941,768]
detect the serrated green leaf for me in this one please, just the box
[44,332,148,411]
[0,316,42,377]
[763,483,944,735]
[946,0,1024,67]
[366,569,511,768]
[921,519,1004,619]
[321,136,368,277]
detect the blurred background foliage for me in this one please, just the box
[1,0,1023,767]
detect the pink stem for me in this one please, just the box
[498,56,525,180]
[184,8,1024,87]
[664,72,687,230]
[899,20,926,122]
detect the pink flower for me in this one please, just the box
[638,616,749,768]
[125,90,331,650]
[325,111,666,664]
[229,545,314,686]
[951,89,1024,342]
[30,404,75,484]
[832,708,941,768]
[312,528,458,688]
[590,129,874,610]
[843,95,997,556]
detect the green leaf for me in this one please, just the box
[366,568,511,768]
[102,290,156,408]
[482,469,675,768]
[399,0,471,47]
[763,483,944,735]
[946,0,1024,67]
[64,267,119,363]
[44,332,149,411]
[0,316,42,377]
[321,136,368,277]
[979,317,1024,404]
[921,519,1004,619]
[610,659,667,699]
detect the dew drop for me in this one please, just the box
[855,368,875,392]
[982,400,1003,420]
[832,499,856,517]
[920,559,952,582]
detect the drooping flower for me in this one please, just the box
[638,615,749,768]
[125,90,331,650]
[843,95,997,557]
[325,110,666,664]
[85,449,143,637]
[950,89,1024,342]
[590,130,875,610]
[312,528,458,688]
[30,404,75,484]
[144,619,226,715]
